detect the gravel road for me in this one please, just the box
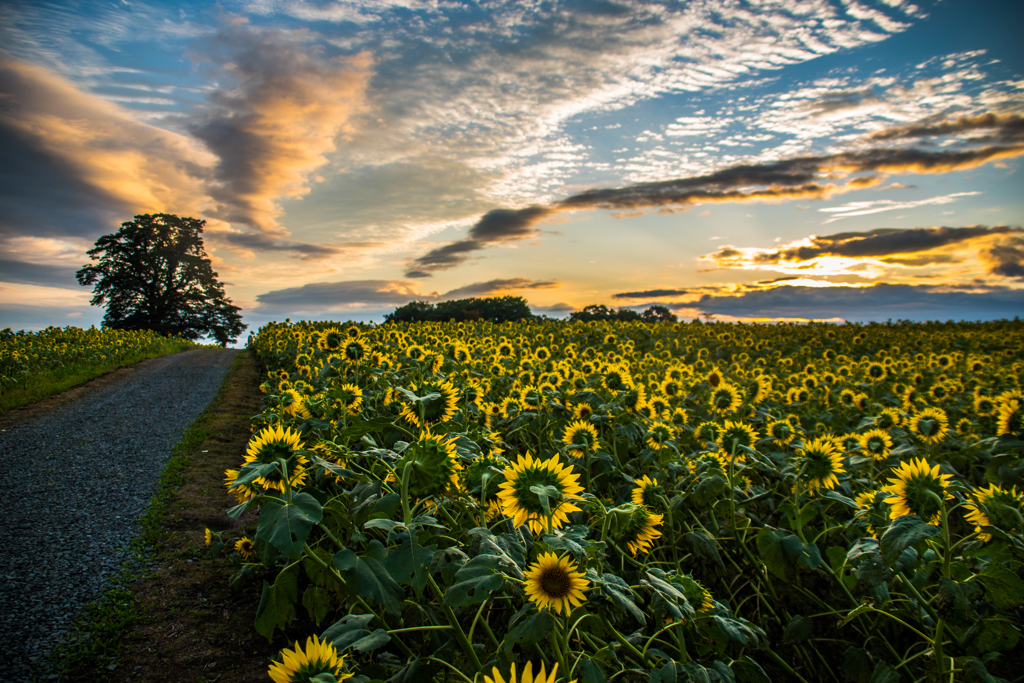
[0,349,237,682]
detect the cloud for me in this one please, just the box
[440,278,560,299]
[211,231,348,260]
[697,283,1024,322]
[0,259,80,289]
[254,279,428,313]
[253,276,559,312]
[0,58,214,239]
[869,113,1024,142]
[404,138,1024,276]
[612,288,690,299]
[405,206,555,276]
[980,238,1024,279]
[818,191,982,223]
[190,20,372,236]
[704,225,1022,270]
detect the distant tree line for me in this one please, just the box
[384,298,678,323]
[384,296,535,323]
[567,304,677,323]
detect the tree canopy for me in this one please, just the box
[385,296,534,323]
[569,304,678,323]
[76,214,247,345]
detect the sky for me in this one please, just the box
[1,0,1023,340]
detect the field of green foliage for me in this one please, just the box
[0,326,198,412]
[214,318,1023,683]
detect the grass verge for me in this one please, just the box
[50,349,284,683]
[1,342,197,415]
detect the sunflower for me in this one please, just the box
[618,385,647,412]
[243,425,309,492]
[866,362,888,382]
[343,338,368,363]
[281,389,312,419]
[705,366,724,388]
[631,475,662,507]
[610,504,664,555]
[600,365,631,392]
[393,430,462,501]
[839,389,856,407]
[268,635,353,683]
[497,453,584,534]
[767,419,796,447]
[719,420,758,456]
[645,421,675,450]
[695,421,721,445]
[501,396,523,418]
[204,528,213,546]
[330,383,363,416]
[909,406,949,444]
[562,420,599,454]
[853,393,870,411]
[955,417,974,436]
[973,394,996,416]
[796,437,845,493]
[875,408,902,430]
[858,429,893,461]
[235,536,255,560]
[399,380,459,427]
[224,468,259,503]
[679,574,715,613]
[997,399,1024,437]
[710,383,742,414]
[523,552,590,616]
[669,407,689,428]
[316,327,345,353]
[882,457,953,525]
[661,378,684,398]
[854,490,883,537]
[964,484,1024,542]
[484,661,569,683]
[750,375,772,404]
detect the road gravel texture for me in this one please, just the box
[0,349,237,682]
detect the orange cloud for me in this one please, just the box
[0,59,214,217]
[191,21,373,236]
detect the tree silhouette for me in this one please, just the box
[76,214,246,345]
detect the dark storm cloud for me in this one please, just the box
[712,225,1020,264]
[405,206,553,276]
[612,288,690,299]
[697,284,1024,321]
[441,278,560,299]
[869,113,1024,143]
[0,259,80,288]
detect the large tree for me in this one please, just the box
[76,214,247,345]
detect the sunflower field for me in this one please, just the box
[219,319,1024,683]
[0,325,198,411]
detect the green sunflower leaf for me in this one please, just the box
[333,544,406,616]
[256,491,323,559]
[254,565,300,641]
[502,608,554,653]
[973,560,1024,609]
[443,554,508,607]
[384,530,436,599]
[879,515,940,567]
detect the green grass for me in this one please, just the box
[1,341,197,414]
[46,351,248,682]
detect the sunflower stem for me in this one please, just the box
[599,615,649,666]
[427,574,483,674]
[401,461,414,527]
